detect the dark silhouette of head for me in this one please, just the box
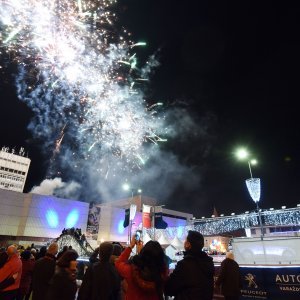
[99,242,113,262]
[133,241,165,274]
[57,250,79,268]
[185,230,204,252]
[39,246,47,256]
[21,250,31,260]
[112,243,122,256]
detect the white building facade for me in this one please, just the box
[0,189,89,241]
[0,147,31,192]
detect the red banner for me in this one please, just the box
[142,204,152,228]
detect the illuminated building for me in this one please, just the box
[96,196,193,245]
[0,147,31,192]
[0,189,88,244]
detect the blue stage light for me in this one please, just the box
[118,219,125,234]
[46,209,59,228]
[66,209,79,228]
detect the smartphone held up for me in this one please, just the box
[134,230,142,241]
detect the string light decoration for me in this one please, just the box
[246,178,261,203]
[235,147,264,238]
[263,207,300,226]
[143,207,300,238]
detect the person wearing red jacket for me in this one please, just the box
[0,252,17,292]
[0,245,22,299]
[115,236,168,300]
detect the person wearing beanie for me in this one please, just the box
[215,252,242,300]
[32,243,58,300]
[78,242,121,300]
[165,230,214,300]
[46,249,79,300]
[17,250,35,299]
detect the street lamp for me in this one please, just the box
[235,147,264,239]
[235,148,258,178]
[122,183,142,244]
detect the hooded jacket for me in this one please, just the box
[115,247,168,300]
[0,253,22,292]
[164,250,214,300]
[215,257,242,296]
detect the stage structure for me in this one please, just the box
[56,232,94,257]
[96,196,192,244]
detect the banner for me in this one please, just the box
[142,204,152,228]
[214,265,300,300]
[154,206,168,229]
[86,202,101,239]
[123,208,130,228]
[239,266,300,300]
[130,204,137,221]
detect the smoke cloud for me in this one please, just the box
[31,177,81,199]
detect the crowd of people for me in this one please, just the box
[0,231,242,300]
[60,228,87,248]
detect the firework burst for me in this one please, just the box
[0,0,166,181]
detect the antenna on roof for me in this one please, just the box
[19,147,25,156]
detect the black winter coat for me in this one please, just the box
[46,267,77,300]
[165,250,214,300]
[32,253,56,300]
[78,261,121,300]
[215,258,242,296]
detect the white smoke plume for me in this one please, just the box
[31,177,81,199]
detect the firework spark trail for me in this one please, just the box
[0,0,166,180]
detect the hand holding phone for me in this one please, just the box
[135,230,142,241]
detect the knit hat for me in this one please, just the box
[99,242,113,262]
[186,230,204,250]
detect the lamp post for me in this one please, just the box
[123,183,142,244]
[235,148,264,239]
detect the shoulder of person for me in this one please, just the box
[184,252,210,261]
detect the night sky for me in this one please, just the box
[0,1,299,217]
